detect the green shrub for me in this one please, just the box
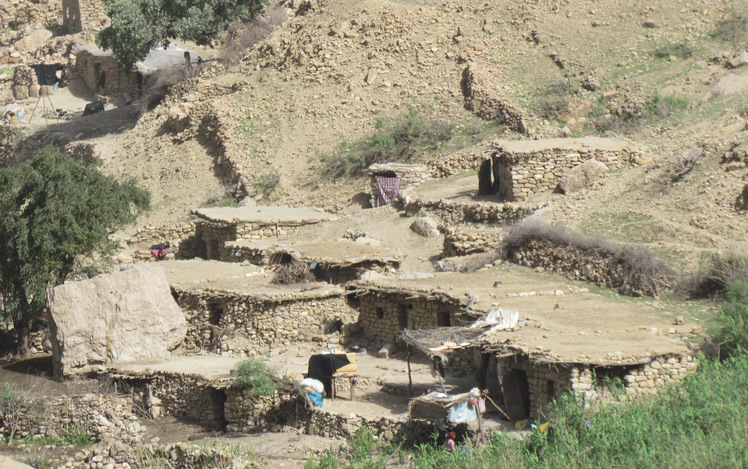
[233,359,276,397]
[256,169,281,198]
[218,198,238,207]
[716,281,748,358]
[678,249,748,297]
[652,41,694,59]
[710,10,748,46]
[319,107,453,178]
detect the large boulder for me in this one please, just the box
[410,217,440,237]
[12,29,53,53]
[558,159,608,194]
[47,265,187,378]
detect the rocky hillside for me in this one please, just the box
[8,0,748,266]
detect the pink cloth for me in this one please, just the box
[445,438,456,453]
[375,175,400,207]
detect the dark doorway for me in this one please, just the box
[501,369,531,421]
[207,303,224,326]
[477,157,501,196]
[398,304,413,330]
[437,310,451,327]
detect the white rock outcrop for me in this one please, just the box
[47,265,186,377]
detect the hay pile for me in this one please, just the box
[271,258,316,285]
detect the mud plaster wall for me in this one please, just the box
[75,50,142,97]
[174,289,356,353]
[494,147,638,201]
[501,354,698,420]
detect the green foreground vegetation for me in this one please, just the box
[306,283,748,469]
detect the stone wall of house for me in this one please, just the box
[174,288,356,353]
[442,227,503,257]
[224,385,301,433]
[494,146,641,201]
[427,147,490,178]
[0,393,144,443]
[504,238,666,297]
[62,0,109,34]
[74,50,142,97]
[356,291,461,344]
[402,192,545,227]
[194,221,306,260]
[501,354,698,420]
[368,163,432,207]
[115,373,228,430]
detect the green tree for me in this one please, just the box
[97,0,269,70]
[0,147,150,355]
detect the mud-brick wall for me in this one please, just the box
[356,292,459,343]
[494,147,639,201]
[174,289,357,353]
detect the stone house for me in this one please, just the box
[62,0,109,34]
[74,46,144,98]
[190,206,337,260]
[368,163,431,207]
[490,137,643,201]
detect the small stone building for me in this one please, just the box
[368,163,431,207]
[490,138,644,201]
[74,46,144,97]
[223,239,404,283]
[191,206,337,260]
[62,0,109,34]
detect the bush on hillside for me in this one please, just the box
[716,281,748,358]
[318,107,454,178]
[677,249,748,298]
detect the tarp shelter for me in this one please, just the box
[307,353,353,397]
[30,64,61,86]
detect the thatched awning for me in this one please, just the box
[400,327,486,356]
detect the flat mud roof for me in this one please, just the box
[192,206,338,224]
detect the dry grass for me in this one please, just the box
[271,258,315,285]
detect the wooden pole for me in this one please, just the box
[407,345,413,396]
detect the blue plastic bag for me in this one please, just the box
[308,392,324,407]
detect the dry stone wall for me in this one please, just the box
[501,354,698,420]
[462,63,529,133]
[427,146,490,178]
[3,0,62,31]
[493,144,642,201]
[368,163,431,207]
[403,192,545,227]
[62,0,109,34]
[174,288,356,353]
[356,291,460,344]
[0,393,144,443]
[126,221,199,260]
[74,50,142,98]
[224,385,299,433]
[443,227,503,257]
[504,238,664,296]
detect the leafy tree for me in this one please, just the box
[0,147,150,356]
[97,0,269,70]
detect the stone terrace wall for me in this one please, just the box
[224,385,300,433]
[356,291,461,344]
[403,193,545,227]
[504,238,666,297]
[4,0,62,30]
[0,393,144,443]
[493,144,641,201]
[126,222,199,260]
[442,227,503,257]
[174,288,356,353]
